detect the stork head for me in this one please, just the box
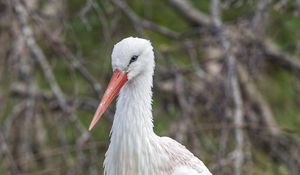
[89,37,154,130]
[112,37,155,80]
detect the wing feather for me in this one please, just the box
[159,137,212,175]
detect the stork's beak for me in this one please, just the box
[88,69,128,131]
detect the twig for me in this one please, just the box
[210,1,244,175]
[10,82,114,122]
[111,0,180,39]
[78,0,93,31]
[252,0,271,35]
[263,42,300,75]
[182,40,206,79]
[38,25,103,97]
[237,65,280,135]
[14,0,69,111]
[238,65,300,174]
[10,83,101,112]
[0,130,20,174]
[14,0,89,137]
[13,4,92,172]
[91,0,112,43]
[167,0,211,27]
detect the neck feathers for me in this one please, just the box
[113,70,154,133]
[104,70,158,175]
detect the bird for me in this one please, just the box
[88,37,212,175]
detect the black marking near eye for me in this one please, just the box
[129,55,138,65]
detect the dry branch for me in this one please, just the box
[210,1,244,174]
[168,0,300,78]
[14,0,69,111]
[239,65,300,174]
[36,21,103,97]
[10,83,99,112]
[112,0,180,39]
[167,0,211,27]
[263,42,300,75]
[0,131,20,174]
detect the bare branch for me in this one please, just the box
[239,64,300,174]
[210,1,244,175]
[238,65,280,135]
[167,0,211,27]
[10,83,98,112]
[15,0,92,136]
[38,24,103,97]
[263,42,300,75]
[0,131,20,174]
[252,0,271,35]
[14,0,69,111]
[112,0,181,39]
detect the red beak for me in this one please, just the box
[88,69,128,131]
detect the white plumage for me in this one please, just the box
[89,37,212,175]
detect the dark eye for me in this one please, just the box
[129,55,138,64]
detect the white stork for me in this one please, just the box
[89,37,212,175]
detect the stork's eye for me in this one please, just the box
[129,55,138,64]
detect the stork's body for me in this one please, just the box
[89,37,212,175]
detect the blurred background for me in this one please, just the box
[1,0,300,174]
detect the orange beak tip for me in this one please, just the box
[88,126,93,131]
[88,123,93,131]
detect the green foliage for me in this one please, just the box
[269,9,300,53]
[258,69,300,137]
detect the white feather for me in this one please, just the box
[172,166,201,175]
[103,37,212,175]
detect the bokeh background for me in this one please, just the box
[1,0,300,174]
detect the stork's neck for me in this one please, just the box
[111,70,155,138]
[104,67,160,174]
